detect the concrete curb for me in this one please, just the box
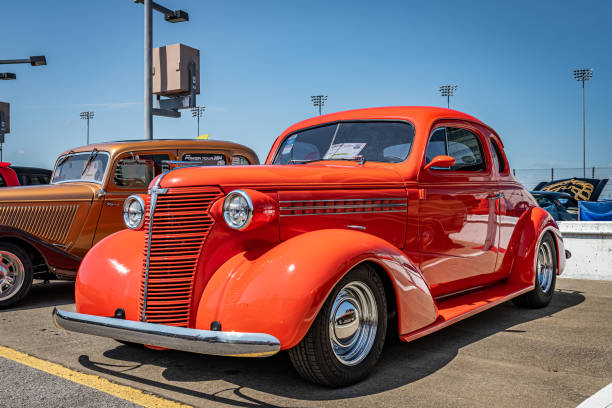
[558,221,612,281]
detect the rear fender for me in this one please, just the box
[195,229,437,349]
[508,207,565,286]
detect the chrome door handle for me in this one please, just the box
[106,202,120,207]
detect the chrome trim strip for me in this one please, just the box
[281,203,406,211]
[141,176,168,322]
[280,209,406,217]
[347,225,366,230]
[53,308,280,357]
[279,197,407,204]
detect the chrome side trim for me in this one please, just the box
[280,203,407,211]
[280,209,406,217]
[53,308,280,357]
[279,197,407,203]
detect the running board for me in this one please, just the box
[400,282,534,343]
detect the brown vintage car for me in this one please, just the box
[0,139,258,307]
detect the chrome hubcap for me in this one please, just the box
[329,281,378,366]
[537,241,554,293]
[0,251,25,301]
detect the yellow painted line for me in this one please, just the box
[0,345,191,408]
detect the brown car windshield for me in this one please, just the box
[51,151,110,184]
[273,121,415,164]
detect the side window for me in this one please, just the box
[114,153,169,188]
[425,127,486,171]
[490,139,506,173]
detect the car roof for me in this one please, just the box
[57,139,257,159]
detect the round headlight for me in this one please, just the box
[123,195,145,230]
[223,190,253,230]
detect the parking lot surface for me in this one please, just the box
[0,278,610,408]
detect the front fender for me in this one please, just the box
[195,229,437,349]
[75,229,145,319]
[509,207,564,286]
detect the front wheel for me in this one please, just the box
[513,233,557,308]
[288,264,387,387]
[0,243,34,309]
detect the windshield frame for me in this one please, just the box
[51,150,111,185]
[271,119,416,165]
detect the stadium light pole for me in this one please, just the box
[0,56,47,66]
[80,111,94,145]
[191,106,205,137]
[573,68,593,178]
[439,85,457,109]
[311,95,327,116]
[133,0,189,140]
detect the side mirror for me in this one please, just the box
[423,155,455,170]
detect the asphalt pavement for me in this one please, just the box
[0,278,610,408]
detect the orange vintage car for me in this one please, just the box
[54,107,568,387]
[0,139,258,308]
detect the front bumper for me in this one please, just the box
[52,308,280,357]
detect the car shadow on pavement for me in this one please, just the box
[0,281,74,312]
[77,289,584,405]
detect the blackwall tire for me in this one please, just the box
[0,243,34,309]
[288,263,387,387]
[512,233,557,309]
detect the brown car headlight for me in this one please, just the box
[223,190,253,230]
[123,195,145,230]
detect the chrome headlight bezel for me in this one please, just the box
[223,190,253,230]
[123,195,145,230]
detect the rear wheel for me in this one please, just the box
[513,233,557,308]
[288,264,387,387]
[0,243,34,309]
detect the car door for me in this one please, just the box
[92,151,173,245]
[418,123,500,297]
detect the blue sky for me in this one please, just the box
[1,0,610,170]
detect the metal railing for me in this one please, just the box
[512,167,612,200]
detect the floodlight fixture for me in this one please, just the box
[80,111,94,145]
[0,73,16,80]
[191,106,205,136]
[0,55,47,66]
[311,95,327,116]
[573,68,593,178]
[439,85,457,108]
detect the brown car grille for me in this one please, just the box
[0,204,78,244]
[138,186,223,327]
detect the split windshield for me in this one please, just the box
[272,121,415,164]
[51,151,109,184]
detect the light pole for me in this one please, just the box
[133,0,189,140]
[80,111,94,145]
[191,106,205,137]
[573,68,593,178]
[439,85,457,108]
[311,95,327,116]
[0,56,47,66]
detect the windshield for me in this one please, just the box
[51,151,110,184]
[272,121,415,164]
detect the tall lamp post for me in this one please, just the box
[80,111,94,145]
[311,95,327,116]
[439,85,457,108]
[133,0,189,140]
[191,106,205,137]
[573,68,593,178]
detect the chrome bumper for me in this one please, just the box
[52,308,280,357]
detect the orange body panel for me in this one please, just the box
[74,106,566,350]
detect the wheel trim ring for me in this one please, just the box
[0,251,26,301]
[537,241,554,293]
[328,281,378,366]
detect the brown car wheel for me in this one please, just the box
[0,243,34,309]
[288,263,387,387]
[512,233,557,309]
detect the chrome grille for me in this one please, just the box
[138,186,223,327]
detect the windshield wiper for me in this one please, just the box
[81,148,99,176]
[290,159,325,164]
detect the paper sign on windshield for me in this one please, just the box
[323,143,366,160]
